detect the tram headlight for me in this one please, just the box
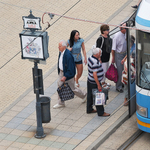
[137,104,148,118]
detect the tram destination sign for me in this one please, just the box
[22,10,41,30]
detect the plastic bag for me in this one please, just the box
[92,89,105,105]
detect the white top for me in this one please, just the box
[112,31,127,53]
[59,50,66,71]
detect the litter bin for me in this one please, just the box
[40,96,51,123]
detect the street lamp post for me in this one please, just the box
[19,10,50,138]
[34,60,45,138]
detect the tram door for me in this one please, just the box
[127,27,136,116]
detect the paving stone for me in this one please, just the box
[16,136,30,143]
[21,143,36,150]
[16,124,31,131]
[21,108,35,114]
[50,129,65,136]
[0,140,13,147]
[50,141,65,149]
[10,142,25,149]
[38,140,53,147]
[27,138,42,145]
[0,133,8,140]
[16,112,31,119]
[5,122,19,129]
[78,128,93,135]
[72,133,88,140]
[10,117,25,124]
[61,131,76,138]
[32,145,47,150]
[4,134,19,141]
[61,143,76,150]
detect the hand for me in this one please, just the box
[98,58,102,63]
[98,84,102,91]
[84,59,87,65]
[121,59,124,64]
[68,47,72,51]
[61,76,66,82]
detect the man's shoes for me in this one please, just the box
[131,5,138,9]
[122,84,124,88]
[87,109,97,114]
[100,112,110,117]
[53,103,65,109]
[116,88,123,93]
[82,95,87,103]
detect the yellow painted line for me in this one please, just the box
[137,118,150,128]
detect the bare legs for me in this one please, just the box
[75,64,83,87]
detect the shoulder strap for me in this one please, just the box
[100,35,104,49]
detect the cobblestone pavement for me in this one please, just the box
[0,0,139,149]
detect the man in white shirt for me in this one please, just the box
[112,23,127,93]
[53,40,87,109]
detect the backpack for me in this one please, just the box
[99,35,112,53]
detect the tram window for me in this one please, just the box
[137,31,150,89]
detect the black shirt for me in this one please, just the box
[96,36,110,63]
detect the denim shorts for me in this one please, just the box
[75,60,83,64]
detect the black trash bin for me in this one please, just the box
[40,97,51,123]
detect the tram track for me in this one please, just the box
[117,129,144,150]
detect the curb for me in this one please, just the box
[86,111,129,150]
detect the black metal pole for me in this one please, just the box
[34,60,45,138]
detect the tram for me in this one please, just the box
[135,0,150,133]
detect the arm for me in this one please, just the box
[93,72,102,91]
[63,54,76,81]
[96,37,102,62]
[96,37,102,48]
[81,42,87,65]
[111,50,115,63]
[61,76,66,82]
[112,36,117,63]
[121,55,127,64]
[67,42,72,51]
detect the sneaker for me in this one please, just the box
[82,95,87,103]
[53,103,65,109]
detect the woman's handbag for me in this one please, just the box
[57,83,74,101]
[105,63,118,83]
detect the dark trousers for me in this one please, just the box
[87,81,104,115]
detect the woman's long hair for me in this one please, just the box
[69,30,80,47]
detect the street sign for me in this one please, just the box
[22,10,42,31]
